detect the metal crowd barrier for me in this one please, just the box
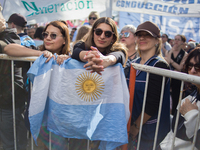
[132,63,200,150]
[0,54,200,150]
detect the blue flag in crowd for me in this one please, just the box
[27,55,130,150]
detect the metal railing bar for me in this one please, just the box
[87,140,90,150]
[0,54,37,62]
[2,55,200,150]
[30,61,34,150]
[170,80,184,150]
[152,76,166,150]
[132,63,200,85]
[11,60,17,150]
[137,72,149,150]
[49,132,52,150]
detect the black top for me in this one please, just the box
[170,49,185,70]
[0,28,27,109]
[72,41,126,65]
[145,61,170,116]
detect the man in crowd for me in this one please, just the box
[27,25,36,39]
[7,13,37,90]
[7,13,36,48]
[161,33,172,56]
[0,5,28,150]
[70,27,77,42]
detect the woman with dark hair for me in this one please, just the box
[165,34,188,115]
[171,47,200,149]
[128,21,170,150]
[33,26,44,47]
[71,17,127,75]
[4,20,71,149]
[5,20,71,62]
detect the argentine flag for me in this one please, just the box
[27,55,130,150]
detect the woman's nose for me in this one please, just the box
[100,32,105,38]
[190,66,196,73]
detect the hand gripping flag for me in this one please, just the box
[27,55,130,150]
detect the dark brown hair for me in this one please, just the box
[176,34,186,43]
[40,21,71,55]
[182,47,200,73]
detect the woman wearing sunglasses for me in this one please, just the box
[4,20,71,62]
[40,20,71,62]
[119,25,138,78]
[170,47,200,150]
[4,20,71,149]
[165,34,188,115]
[128,21,170,150]
[71,17,127,75]
[72,11,100,42]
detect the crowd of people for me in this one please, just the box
[0,2,200,150]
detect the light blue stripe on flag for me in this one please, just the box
[27,55,130,150]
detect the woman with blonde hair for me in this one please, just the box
[88,11,100,26]
[128,21,170,150]
[72,11,100,42]
[65,17,127,150]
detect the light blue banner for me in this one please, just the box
[119,11,200,42]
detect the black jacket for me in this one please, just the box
[0,28,27,109]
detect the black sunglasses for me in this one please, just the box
[89,17,97,20]
[94,28,114,38]
[137,33,152,38]
[188,63,200,72]
[42,32,63,40]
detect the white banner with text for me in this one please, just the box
[119,11,200,42]
[2,0,106,24]
[113,0,200,17]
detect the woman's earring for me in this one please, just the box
[155,44,158,47]
[111,42,113,45]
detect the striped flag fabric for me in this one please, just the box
[27,55,130,150]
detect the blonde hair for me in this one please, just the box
[88,11,100,19]
[40,21,71,55]
[73,25,91,45]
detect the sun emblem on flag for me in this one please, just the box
[75,71,104,102]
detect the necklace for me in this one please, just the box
[128,51,137,59]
